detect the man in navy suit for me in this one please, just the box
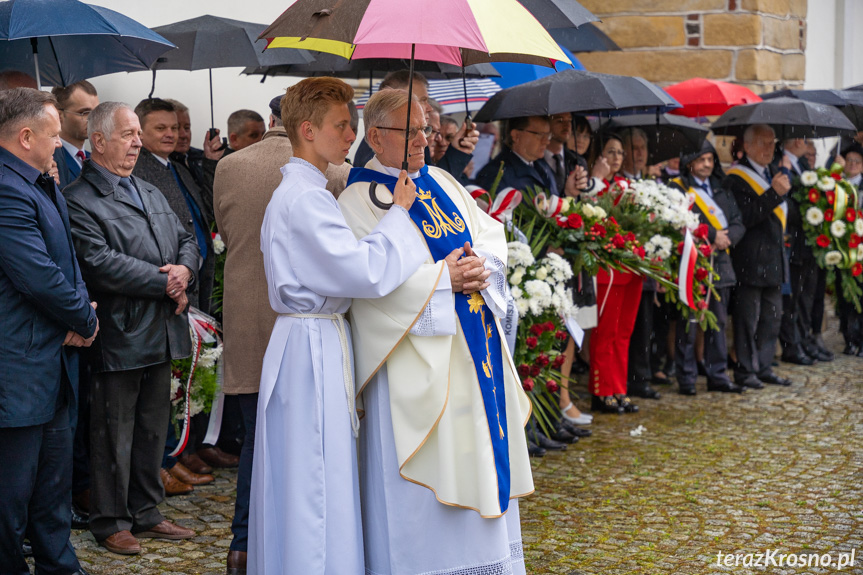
[0,87,98,575]
[51,80,98,190]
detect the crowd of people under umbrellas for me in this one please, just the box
[1,63,862,575]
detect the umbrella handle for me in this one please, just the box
[369,181,393,211]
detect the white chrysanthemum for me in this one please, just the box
[535,266,549,281]
[515,298,529,316]
[806,207,824,226]
[213,236,226,255]
[817,177,836,191]
[858,245,863,260]
[800,171,818,186]
[189,398,205,417]
[824,251,843,266]
[831,220,847,238]
[507,242,535,268]
[524,279,552,299]
[510,286,523,299]
[855,218,863,236]
[170,377,181,401]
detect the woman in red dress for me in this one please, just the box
[586,134,642,414]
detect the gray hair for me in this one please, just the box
[88,101,134,140]
[0,88,57,140]
[163,98,189,114]
[743,123,774,144]
[364,89,418,133]
[227,109,264,136]
[440,116,459,130]
[620,127,647,147]
[428,98,443,115]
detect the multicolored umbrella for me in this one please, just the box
[665,77,761,118]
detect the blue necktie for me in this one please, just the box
[118,177,143,210]
[698,181,711,196]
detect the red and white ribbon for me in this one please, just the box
[466,186,523,223]
[533,192,565,218]
[678,229,698,310]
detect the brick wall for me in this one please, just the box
[576,0,808,94]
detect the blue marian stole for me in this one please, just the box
[347,165,511,512]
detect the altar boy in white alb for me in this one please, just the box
[339,89,534,575]
[248,78,428,575]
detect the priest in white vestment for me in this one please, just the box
[339,89,534,575]
[249,78,429,575]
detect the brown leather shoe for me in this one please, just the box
[135,520,195,540]
[72,489,90,513]
[100,530,141,555]
[178,452,213,474]
[160,467,194,496]
[226,550,247,575]
[197,446,240,468]
[168,462,214,485]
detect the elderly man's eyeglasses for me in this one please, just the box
[59,109,92,118]
[517,128,552,141]
[376,125,433,140]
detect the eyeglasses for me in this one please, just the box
[847,158,863,166]
[517,128,552,141]
[376,125,433,140]
[604,149,625,157]
[59,109,92,118]
[430,129,442,141]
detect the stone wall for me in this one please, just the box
[576,0,807,94]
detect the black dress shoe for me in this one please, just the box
[71,504,89,529]
[843,343,860,356]
[535,433,567,451]
[614,394,639,413]
[526,439,546,457]
[677,386,697,396]
[559,419,592,437]
[630,383,661,399]
[591,395,623,414]
[781,346,815,365]
[760,372,792,386]
[706,381,745,393]
[736,375,764,389]
[550,427,579,444]
[804,342,834,362]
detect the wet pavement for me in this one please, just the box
[68,318,862,574]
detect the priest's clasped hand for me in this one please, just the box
[445,242,491,294]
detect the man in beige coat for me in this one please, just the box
[213,94,349,575]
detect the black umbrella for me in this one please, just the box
[474,69,680,122]
[151,15,314,128]
[762,88,863,131]
[519,0,598,29]
[599,113,709,164]
[711,96,858,139]
[550,24,622,53]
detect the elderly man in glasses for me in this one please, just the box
[475,114,585,197]
[339,89,533,575]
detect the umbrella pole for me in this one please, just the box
[30,38,42,90]
[461,65,472,128]
[149,70,157,99]
[402,43,415,171]
[209,69,215,129]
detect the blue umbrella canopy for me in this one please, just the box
[491,44,584,90]
[0,0,175,87]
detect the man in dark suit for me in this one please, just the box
[725,124,793,389]
[0,87,98,575]
[132,98,214,315]
[65,101,199,555]
[670,141,746,394]
[51,80,99,190]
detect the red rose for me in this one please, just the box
[816,234,831,247]
[529,324,544,336]
[536,354,550,367]
[552,354,566,369]
[677,241,685,255]
[697,300,708,310]
[530,365,541,377]
[825,191,835,205]
[850,234,861,249]
[517,364,530,377]
[633,245,646,259]
[699,244,713,258]
[546,380,560,393]
[831,172,842,181]
[612,234,626,248]
[522,378,535,392]
[699,284,708,295]
[544,321,555,332]
[567,213,583,229]
[808,189,820,203]
[825,209,834,222]
[853,263,863,277]
[847,209,857,223]
[554,330,568,341]
[695,268,709,281]
[526,337,538,349]
[694,223,709,240]
[556,217,568,228]
[172,369,183,379]
[625,231,637,242]
[591,223,607,238]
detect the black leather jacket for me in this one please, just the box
[64,162,199,372]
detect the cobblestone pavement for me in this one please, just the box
[69,320,862,574]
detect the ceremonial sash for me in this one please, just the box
[672,177,728,230]
[347,166,511,513]
[726,165,787,231]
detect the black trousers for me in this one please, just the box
[627,289,655,390]
[811,267,827,336]
[0,392,79,575]
[836,277,863,346]
[71,360,91,496]
[733,285,783,380]
[229,392,258,553]
[779,261,818,349]
[676,287,733,388]
[89,362,171,541]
